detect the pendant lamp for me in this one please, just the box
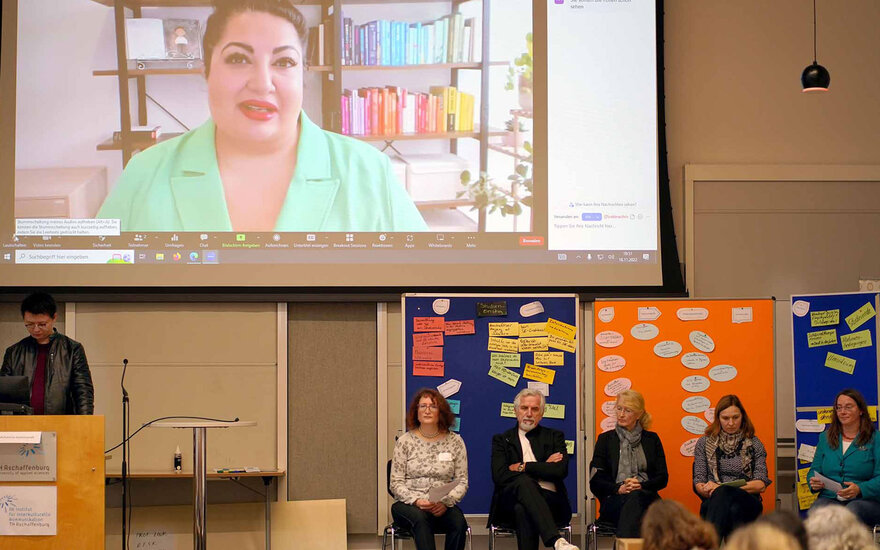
[802,0,830,92]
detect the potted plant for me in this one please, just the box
[458,141,533,221]
[505,32,533,111]
[502,118,529,148]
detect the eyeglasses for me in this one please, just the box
[418,404,438,411]
[615,406,636,415]
[24,322,50,330]
[836,404,857,412]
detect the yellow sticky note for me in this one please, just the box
[817,408,834,424]
[548,334,577,353]
[519,337,549,352]
[565,440,575,455]
[825,351,856,374]
[870,406,878,422]
[811,309,840,327]
[520,323,548,337]
[798,467,810,484]
[523,363,556,385]
[841,330,872,351]
[490,352,521,369]
[846,302,876,331]
[544,403,565,419]
[488,336,519,354]
[545,318,577,340]
[489,322,520,337]
[500,402,516,418]
[807,329,837,348]
[488,365,520,387]
[797,482,818,510]
[533,352,564,366]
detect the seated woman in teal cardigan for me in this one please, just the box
[98,0,427,233]
[807,388,880,526]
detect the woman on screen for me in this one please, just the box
[807,388,880,526]
[589,389,668,538]
[97,0,427,232]
[390,388,469,550]
[692,394,771,540]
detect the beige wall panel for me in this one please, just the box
[0,301,65,351]
[96,365,277,472]
[775,302,794,439]
[288,303,377,533]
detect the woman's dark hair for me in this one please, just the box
[405,388,455,432]
[756,510,808,550]
[21,292,57,318]
[705,394,755,438]
[827,388,874,449]
[203,0,307,76]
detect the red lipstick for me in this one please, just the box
[239,99,278,121]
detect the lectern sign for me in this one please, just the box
[0,486,57,536]
[0,432,56,481]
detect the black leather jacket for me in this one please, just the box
[1,330,94,415]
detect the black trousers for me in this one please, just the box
[700,485,763,540]
[391,501,468,550]
[599,489,660,538]
[496,475,572,549]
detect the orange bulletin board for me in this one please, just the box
[592,299,776,514]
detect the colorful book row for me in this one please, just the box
[340,86,475,137]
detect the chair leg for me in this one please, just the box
[590,524,598,550]
[466,526,473,550]
[489,526,495,550]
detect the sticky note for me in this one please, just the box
[731,307,753,324]
[817,408,834,424]
[520,323,548,337]
[846,302,876,331]
[545,318,577,340]
[477,301,507,317]
[797,443,816,463]
[488,365,520,387]
[413,361,444,376]
[437,379,461,398]
[523,363,556,384]
[797,482,818,510]
[490,352,521,369]
[544,403,565,419]
[798,467,810,484]
[528,381,549,397]
[414,317,445,332]
[500,402,516,418]
[533,352,564,366]
[488,337,519,354]
[450,417,461,432]
[841,330,872,351]
[807,329,837,348]
[489,322,519,337]
[825,352,856,374]
[413,332,444,347]
[565,440,575,455]
[519,337,549,352]
[444,320,475,336]
[871,406,878,422]
[447,399,460,414]
[412,346,443,361]
[811,309,840,327]
[548,334,577,353]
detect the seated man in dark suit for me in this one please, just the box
[489,388,577,550]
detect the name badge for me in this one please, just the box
[438,452,453,462]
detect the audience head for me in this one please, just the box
[513,388,545,432]
[755,510,808,550]
[705,394,755,438]
[642,500,718,550]
[805,504,875,550]
[827,388,874,448]
[725,522,801,550]
[615,389,652,430]
[405,388,454,432]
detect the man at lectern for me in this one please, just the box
[1,292,94,415]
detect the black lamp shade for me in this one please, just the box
[801,62,831,92]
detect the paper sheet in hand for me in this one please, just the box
[719,479,746,488]
[428,481,460,503]
[812,472,843,493]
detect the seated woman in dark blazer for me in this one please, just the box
[589,389,668,537]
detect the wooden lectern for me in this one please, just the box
[0,415,104,548]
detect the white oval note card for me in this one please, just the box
[682,375,710,393]
[654,340,683,358]
[597,355,626,373]
[601,400,617,417]
[631,323,659,341]
[792,300,810,317]
[597,306,615,323]
[604,377,632,397]
[682,415,709,435]
[596,330,624,348]
[520,300,544,318]
[708,364,737,382]
[677,307,709,321]
[682,395,711,413]
[680,437,699,457]
[689,331,716,353]
[600,416,617,432]
[796,419,825,433]
[704,408,715,423]
[681,352,710,370]
[432,298,450,315]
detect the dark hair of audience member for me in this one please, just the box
[755,510,808,550]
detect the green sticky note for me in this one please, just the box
[490,352,521,369]
[447,399,461,415]
[544,403,565,419]
[810,309,840,327]
[488,365,520,387]
[807,329,837,348]
[825,352,856,374]
[841,330,872,351]
[451,416,460,432]
[500,402,516,418]
[565,440,575,455]
[846,302,876,331]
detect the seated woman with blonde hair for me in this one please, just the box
[641,500,718,550]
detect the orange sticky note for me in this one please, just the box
[413,332,444,347]
[413,361,444,377]
[412,346,443,361]
[414,317,445,332]
[445,320,475,335]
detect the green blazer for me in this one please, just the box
[808,431,880,501]
[97,112,428,232]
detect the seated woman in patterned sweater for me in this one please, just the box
[390,388,469,550]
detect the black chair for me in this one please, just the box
[585,497,617,550]
[488,521,572,550]
[383,460,473,550]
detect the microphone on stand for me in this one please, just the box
[121,358,130,550]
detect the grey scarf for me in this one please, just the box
[615,424,648,484]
